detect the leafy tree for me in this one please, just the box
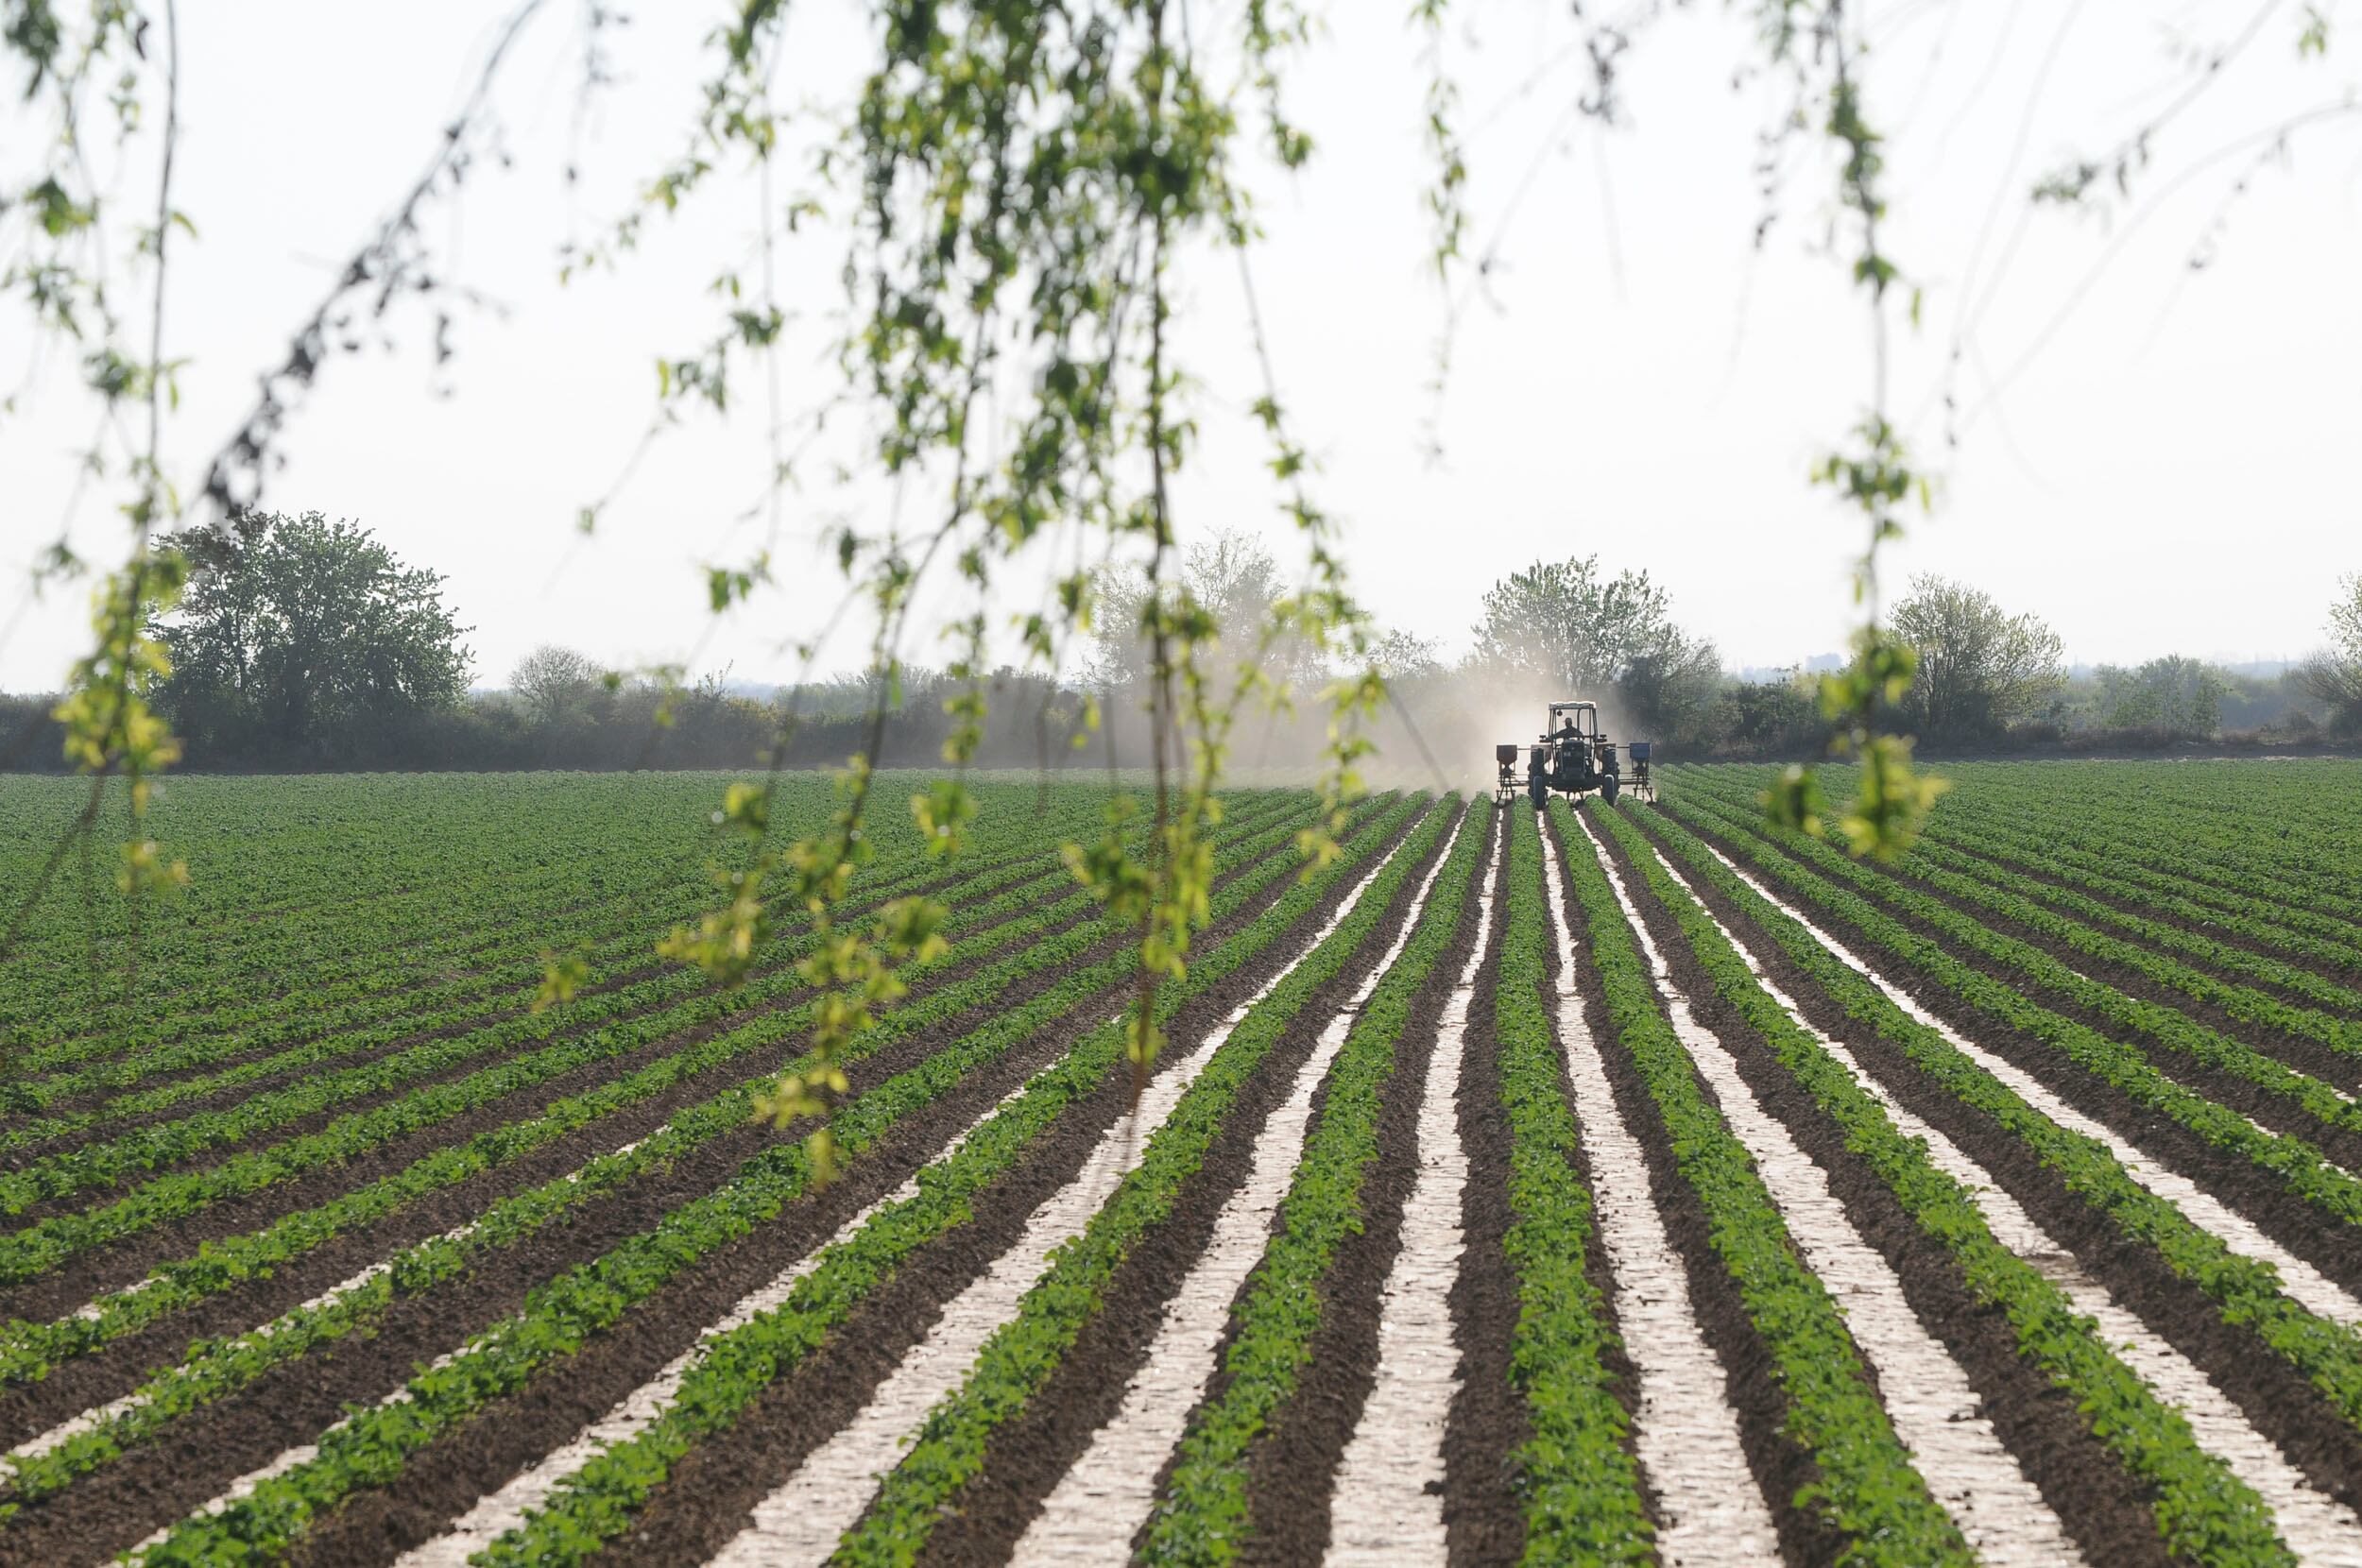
[1468,554,1720,733]
[1367,629,1444,684]
[2299,573,2362,734]
[157,512,472,759]
[509,644,606,725]
[2097,656,2230,735]
[1707,674,1825,755]
[1087,531,1326,699]
[1889,575,2065,741]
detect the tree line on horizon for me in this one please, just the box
[4,511,2359,775]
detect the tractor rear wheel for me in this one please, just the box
[1601,775,1620,806]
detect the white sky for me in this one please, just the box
[4,0,2358,693]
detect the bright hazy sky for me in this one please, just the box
[4,0,2358,693]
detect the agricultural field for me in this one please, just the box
[2,760,2362,1565]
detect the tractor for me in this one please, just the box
[1493,701,1653,808]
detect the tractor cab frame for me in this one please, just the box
[1495,699,1652,808]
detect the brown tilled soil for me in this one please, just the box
[1600,812,2175,1567]
[1438,817,1532,1568]
[1643,811,2362,1520]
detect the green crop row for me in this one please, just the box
[1665,762,2362,944]
[0,775,864,1039]
[1557,800,1969,1567]
[1669,783,2362,1158]
[1635,794,2362,1476]
[837,797,1471,1568]
[0,799,1323,1241]
[0,812,1283,1391]
[124,796,1427,1564]
[1924,769,2362,923]
[1658,792,2362,1246]
[0,810,1327,1502]
[1903,840,2362,1040]
[1461,802,1652,1566]
[2,835,1083,1142]
[1123,800,1482,1564]
[1589,802,2293,1565]
[3,786,1278,1137]
[4,776,1141,1067]
[0,796,1336,1301]
[1912,814,2362,982]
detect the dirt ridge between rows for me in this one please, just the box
[1437,817,1540,1568]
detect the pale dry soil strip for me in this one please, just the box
[1696,841,2362,1334]
[1013,811,1476,1568]
[1444,823,1775,1568]
[701,840,1420,1568]
[1316,811,1511,1565]
[1656,844,2362,1565]
[1580,814,2080,1568]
